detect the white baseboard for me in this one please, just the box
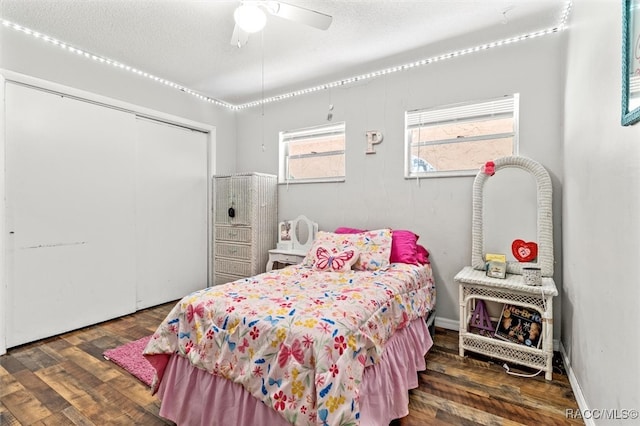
[560,342,594,426]
[434,316,459,331]
[435,316,560,351]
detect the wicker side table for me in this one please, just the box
[455,266,558,380]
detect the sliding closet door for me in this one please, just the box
[134,118,209,309]
[5,83,138,347]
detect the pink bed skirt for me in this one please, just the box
[155,318,433,425]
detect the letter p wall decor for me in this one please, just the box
[365,131,383,154]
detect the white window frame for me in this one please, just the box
[279,122,346,184]
[404,94,519,178]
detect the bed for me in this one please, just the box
[144,228,436,425]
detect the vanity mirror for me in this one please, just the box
[268,215,318,271]
[471,156,554,277]
[277,215,317,252]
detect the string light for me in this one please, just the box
[559,0,573,30]
[1,0,572,111]
[1,18,234,109]
[235,23,566,109]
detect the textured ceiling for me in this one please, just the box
[0,0,566,105]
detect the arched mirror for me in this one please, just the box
[471,156,554,277]
[278,215,318,253]
[483,168,537,262]
[294,218,312,247]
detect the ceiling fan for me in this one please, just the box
[230,1,333,47]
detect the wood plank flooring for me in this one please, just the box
[1,302,582,425]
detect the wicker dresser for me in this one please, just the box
[213,173,277,286]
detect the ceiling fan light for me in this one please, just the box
[234,4,267,33]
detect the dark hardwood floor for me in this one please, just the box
[0,302,582,425]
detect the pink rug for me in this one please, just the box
[103,335,154,387]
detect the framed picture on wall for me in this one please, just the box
[622,0,640,125]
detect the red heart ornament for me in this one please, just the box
[511,239,538,262]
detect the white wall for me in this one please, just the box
[235,34,566,335]
[563,0,640,420]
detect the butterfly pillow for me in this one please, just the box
[312,246,359,272]
[302,231,351,267]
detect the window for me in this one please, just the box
[279,122,346,184]
[405,94,518,178]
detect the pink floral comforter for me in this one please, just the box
[144,263,435,426]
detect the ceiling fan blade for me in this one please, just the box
[270,1,332,30]
[230,23,249,47]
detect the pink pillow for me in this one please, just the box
[334,227,429,265]
[303,230,392,271]
[390,230,419,265]
[417,244,430,264]
[334,227,366,234]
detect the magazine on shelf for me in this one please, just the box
[494,304,542,348]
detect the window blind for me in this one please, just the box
[281,122,345,142]
[407,95,515,127]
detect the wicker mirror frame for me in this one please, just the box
[471,156,554,277]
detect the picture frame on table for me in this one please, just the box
[279,221,292,241]
[486,260,507,279]
[277,221,293,250]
